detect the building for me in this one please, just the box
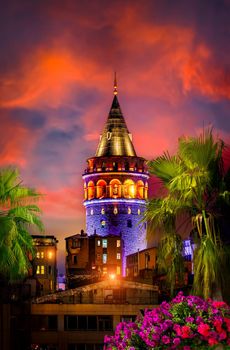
[31,279,158,350]
[82,77,149,274]
[32,235,58,295]
[126,246,157,281]
[65,231,123,288]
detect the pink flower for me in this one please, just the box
[161,335,170,344]
[197,323,210,337]
[181,325,192,339]
[173,324,182,336]
[183,346,191,350]
[214,319,223,333]
[208,338,218,346]
[173,338,181,346]
[219,330,227,340]
[212,301,226,308]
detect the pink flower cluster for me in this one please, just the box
[104,292,230,349]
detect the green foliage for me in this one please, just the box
[0,167,44,280]
[145,128,230,299]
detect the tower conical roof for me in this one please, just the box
[95,84,137,157]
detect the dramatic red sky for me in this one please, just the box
[1,0,230,272]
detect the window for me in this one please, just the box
[50,280,53,290]
[121,315,136,323]
[90,209,94,215]
[116,266,121,275]
[117,253,121,260]
[48,315,57,330]
[36,265,40,274]
[137,209,141,215]
[128,207,131,214]
[102,239,107,248]
[73,255,77,264]
[48,265,52,274]
[98,316,113,331]
[116,240,121,248]
[101,220,106,228]
[41,251,44,258]
[103,253,107,264]
[36,252,40,258]
[97,239,101,246]
[97,254,101,260]
[101,208,105,214]
[127,219,132,228]
[41,265,45,274]
[113,207,118,215]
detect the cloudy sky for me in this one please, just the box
[1,0,230,272]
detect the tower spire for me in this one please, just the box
[114,71,118,95]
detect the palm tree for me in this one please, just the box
[0,167,44,280]
[145,129,230,299]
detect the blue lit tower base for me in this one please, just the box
[82,78,149,275]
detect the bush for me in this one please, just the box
[104,292,230,349]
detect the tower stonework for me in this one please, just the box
[82,80,149,275]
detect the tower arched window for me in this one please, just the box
[109,179,121,198]
[123,179,136,198]
[88,181,95,200]
[137,180,144,199]
[144,182,148,199]
[96,180,107,199]
[84,182,87,200]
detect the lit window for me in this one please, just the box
[101,208,105,214]
[117,240,121,248]
[117,253,121,260]
[90,209,94,215]
[137,209,141,215]
[41,251,44,259]
[101,220,106,228]
[41,266,45,274]
[50,280,53,290]
[103,254,107,264]
[48,251,53,259]
[127,219,132,228]
[113,207,118,215]
[36,265,40,274]
[116,266,121,275]
[102,239,107,248]
[128,207,131,214]
[97,240,101,246]
[102,267,107,274]
[36,252,40,258]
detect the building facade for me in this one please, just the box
[65,231,123,288]
[82,79,149,275]
[31,279,158,350]
[32,235,58,295]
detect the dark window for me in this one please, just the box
[88,316,97,330]
[73,255,77,264]
[78,316,87,330]
[48,315,58,330]
[48,266,52,274]
[121,315,136,322]
[95,346,104,350]
[77,345,85,350]
[68,345,76,350]
[65,316,78,330]
[127,219,132,228]
[98,316,113,331]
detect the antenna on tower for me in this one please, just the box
[114,72,118,95]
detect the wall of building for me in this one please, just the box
[30,302,155,350]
